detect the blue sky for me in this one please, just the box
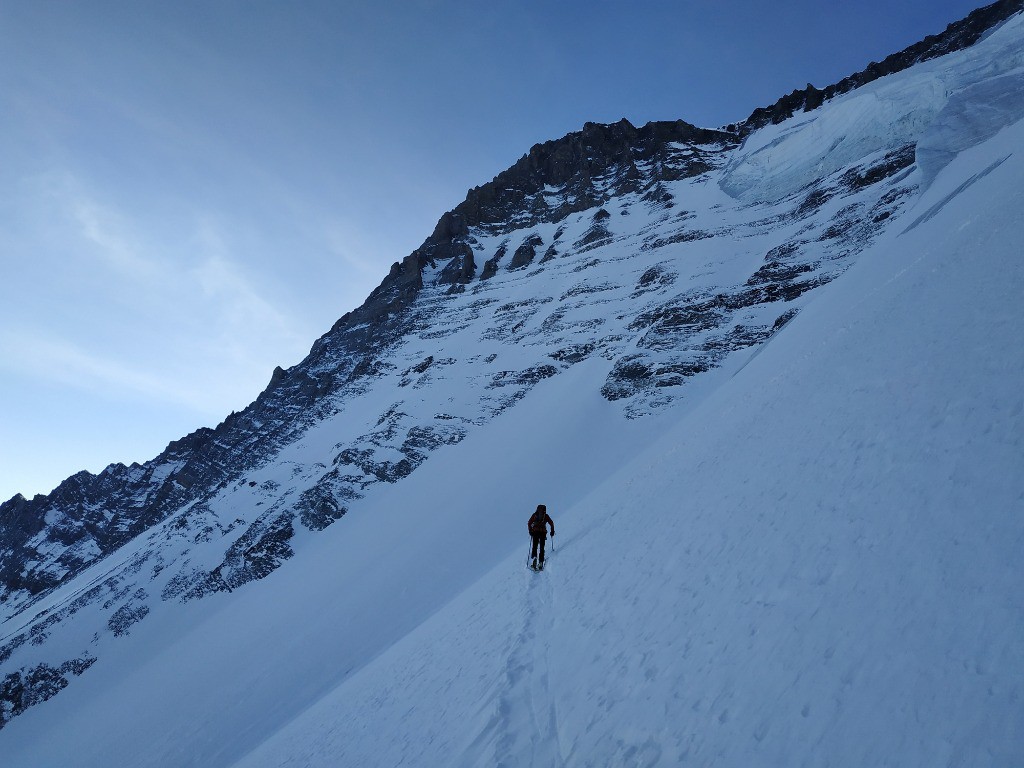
[0,0,985,501]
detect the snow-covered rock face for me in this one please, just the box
[1,5,1023,761]
[720,10,1024,202]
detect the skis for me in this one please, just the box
[528,560,545,572]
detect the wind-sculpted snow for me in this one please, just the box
[733,0,1024,135]
[916,70,1024,180]
[721,10,1024,203]
[1,5,1023,750]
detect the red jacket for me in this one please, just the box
[528,511,555,538]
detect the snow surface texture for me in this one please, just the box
[2,13,1023,768]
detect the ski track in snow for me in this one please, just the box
[457,566,564,768]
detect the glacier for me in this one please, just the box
[721,9,1024,200]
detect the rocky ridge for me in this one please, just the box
[732,0,1023,134]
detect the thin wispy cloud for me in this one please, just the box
[71,196,165,281]
[0,326,222,415]
[189,218,314,363]
[322,217,395,278]
[3,176,315,420]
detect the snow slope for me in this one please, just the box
[228,110,1024,768]
[4,77,1023,768]
[3,12,1024,767]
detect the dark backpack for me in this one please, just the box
[528,512,545,536]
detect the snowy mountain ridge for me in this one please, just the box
[1,3,1023,765]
